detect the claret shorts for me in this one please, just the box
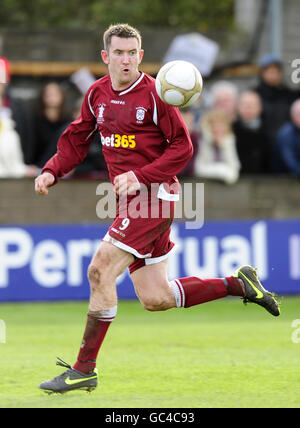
[103,194,176,274]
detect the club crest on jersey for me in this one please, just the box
[97,103,106,123]
[136,107,146,124]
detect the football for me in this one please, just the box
[155,60,203,108]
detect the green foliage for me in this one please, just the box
[0,0,235,31]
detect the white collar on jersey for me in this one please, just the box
[118,72,145,96]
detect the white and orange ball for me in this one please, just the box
[155,60,203,108]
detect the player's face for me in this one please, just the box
[101,36,144,91]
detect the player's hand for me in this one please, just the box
[113,171,141,196]
[35,172,55,196]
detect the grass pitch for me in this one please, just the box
[0,296,300,408]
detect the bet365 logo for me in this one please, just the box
[101,134,136,149]
[0,320,6,344]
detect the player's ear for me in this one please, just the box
[138,49,144,64]
[101,50,109,65]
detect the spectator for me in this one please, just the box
[194,109,240,185]
[178,106,200,177]
[0,57,34,164]
[253,54,294,151]
[273,99,300,176]
[233,90,269,174]
[0,58,38,178]
[0,115,38,178]
[33,82,69,168]
[209,80,239,123]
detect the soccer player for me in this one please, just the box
[36,24,280,394]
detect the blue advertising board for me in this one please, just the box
[0,219,299,302]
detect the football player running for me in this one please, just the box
[35,24,280,394]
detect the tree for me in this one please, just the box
[0,0,235,32]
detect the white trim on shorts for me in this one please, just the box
[103,232,176,265]
[103,232,152,259]
[145,244,177,265]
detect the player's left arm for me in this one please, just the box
[131,96,193,187]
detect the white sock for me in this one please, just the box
[170,279,185,308]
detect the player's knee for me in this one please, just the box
[87,264,101,288]
[88,248,113,283]
[142,296,169,312]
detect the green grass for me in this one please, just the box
[0,296,300,408]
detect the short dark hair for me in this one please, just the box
[103,23,142,51]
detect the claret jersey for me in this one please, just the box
[42,72,193,199]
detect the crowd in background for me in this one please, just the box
[179,53,300,184]
[1,53,300,184]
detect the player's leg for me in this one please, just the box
[175,266,280,316]
[72,240,134,374]
[87,240,134,311]
[39,241,134,393]
[131,258,244,312]
[131,259,176,311]
[131,258,280,317]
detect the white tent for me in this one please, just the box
[163,33,219,76]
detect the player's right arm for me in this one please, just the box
[35,172,55,195]
[35,86,98,195]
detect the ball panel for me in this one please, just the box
[165,62,196,91]
[164,89,185,106]
[192,65,203,92]
[182,91,201,107]
[155,77,162,100]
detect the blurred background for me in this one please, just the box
[0,0,300,302]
